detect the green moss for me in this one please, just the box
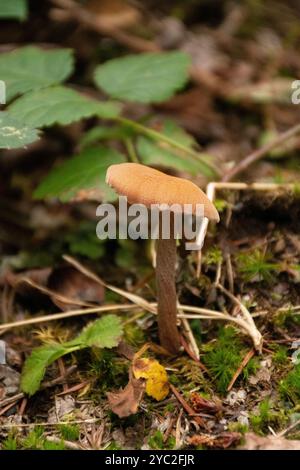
[236,249,280,283]
[279,365,300,404]
[203,247,223,266]
[202,327,258,394]
[88,349,128,393]
[59,423,80,441]
[228,422,249,434]
[272,345,289,366]
[123,322,145,347]
[43,440,65,450]
[2,433,18,450]
[148,430,174,450]
[249,398,287,435]
[21,427,45,449]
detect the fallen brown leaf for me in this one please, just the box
[107,372,145,418]
[190,392,222,415]
[48,266,104,311]
[189,432,241,449]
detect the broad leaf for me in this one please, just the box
[0,47,74,101]
[137,120,214,177]
[74,315,123,349]
[33,146,125,202]
[0,111,39,149]
[80,125,133,149]
[0,0,28,21]
[21,343,69,396]
[9,86,121,128]
[94,51,191,103]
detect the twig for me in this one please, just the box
[222,122,300,182]
[179,306,200,360]
[0,417,101,429]
[278,418,300,437]
[217,283,262,352]
[0,365,77,409]
[50,0,159,53]
[227,349,255,391]
[0,303,137,331]
[169,383,206,428]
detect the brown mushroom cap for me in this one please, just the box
[106,162,219,222]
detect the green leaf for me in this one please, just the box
[0,0,28,21]
[80,125,132,149]
[21,315,123,396]
[94,51,191,103]
[0,111,39,149]
[137,120,213,176]
[8,86,121,127]
[0,47,74,101]
[74,315,123,349]
[21,343,69,396]
[33,146,125,202]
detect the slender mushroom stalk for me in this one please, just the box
[106,163,219,354]
[156,213,181,353]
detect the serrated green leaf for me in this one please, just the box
[137,120,214,176]
[21,315,123,396]
[94,51,191,103]
[74,315,123,349]
[0,47,74,101]
[8,86,121,128]
[21,343,69,396]
[0,0,28,21]
[0,111,39,149]
[34,146,125,202]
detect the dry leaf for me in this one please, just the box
[189,432,241,449]
[107,372,145,418]
[133,357,169,401]
[48,266,104,310]
[190,392,222,415]
[239,433,300,450]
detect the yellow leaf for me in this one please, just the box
[132,357,169,401]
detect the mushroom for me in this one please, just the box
[106,163,219,354]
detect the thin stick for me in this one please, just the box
[0,304,137,331]
[170,384,205,428]
[278,418,300,437]
[50,0,159,53]
[180,315,200,360]
[222,122,300,181]
[227,349,255,391]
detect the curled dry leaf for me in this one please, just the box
[133,357,169,401]
[48,266,105,310]
[189,432,241,449]
[107,371,145,418]
[190,392,222,415]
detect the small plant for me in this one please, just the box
[21,315,123,396]
[236,248,280,282]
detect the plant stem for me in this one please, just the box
[116,116,218,177]
[124,137,139,163]
[156,214,181,353]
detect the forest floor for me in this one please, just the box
[1,0,300,450]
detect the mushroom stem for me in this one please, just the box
[156,214,181,354]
